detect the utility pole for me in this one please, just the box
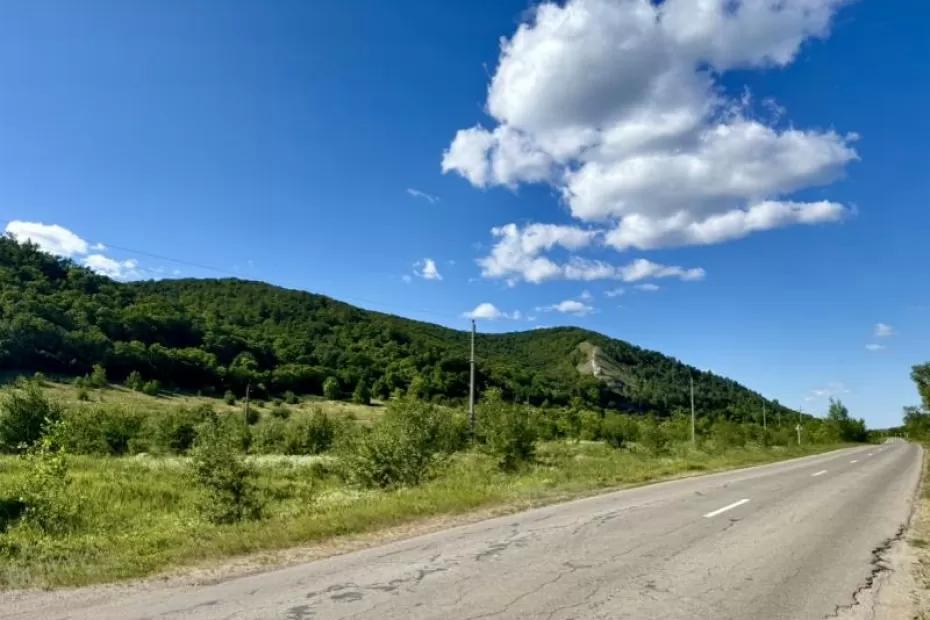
[762,400,767,432]
[469,319,476,439]
[690,374,696,446]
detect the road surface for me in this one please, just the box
[2,440,922,619]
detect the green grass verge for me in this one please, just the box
[0,440,841,589]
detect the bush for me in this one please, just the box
[88,364,108,389]
[477,389,537,470]
[250,417,287,454]
[283,390,299,405]
[342,398,465,488]
[16,433,80,534]
[323,376,340,400]
[284,409,337,454]
[711,420,747,448]
[141,380,161,396]
[579,410,603,441]
[270,405,291,420]
[125,370,144,391]
[602,414,639,449]
[352,380,371,405]
[190,415,262,524]
[639,418,670,453]
[153,405,212,454]
[76,386,90,402]
[0,379,63,452]
[55,406,146,455]
[224,390,237,406]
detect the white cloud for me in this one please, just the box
[605,287,625,298]
[605,200,847,251]
[865,343,885,352]
[406,188,440,204]
[477,222,703,285]
[443,0,856,252]
[635,283,660,292]
[806,381,850,401]
[82,254,140,280]
[414,258,443,281]
[6,220,90,257]
[463,302,521,320]
[874,323,895,337]
[579,289,593,300]
[617,258,705,283]
[538,299,595,316]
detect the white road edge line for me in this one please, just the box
[703,498,750,518]
[850,459,859,463]
[812,470,828,477]
[868,453,874,457]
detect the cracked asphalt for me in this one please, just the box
[2,440,921,620]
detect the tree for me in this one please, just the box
[352,379,371,405]
[125,370,144,391]
[323,376,340,401]
[0,379,63,452]
[912,364,930,410]
[88,364,108,388]
[190,414,262,523]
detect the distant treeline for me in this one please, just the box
[1,236,795,421]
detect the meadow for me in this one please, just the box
[0,377,850,589]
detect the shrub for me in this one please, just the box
[55,405,146,455]
[579,410,603,441]
[284,409,337,454]
[125,370,144,391]
[711,420,747,448]
[88,364,108,388]
[244,405,260,425]
[352,380,371,405]
[16,433,80,534]
[76,386,90,402]
[602,414,639,449]
[270,405,291,420]
[0,379,63,452]
[224,390,237,406]
[141,380,161,396]
[477,389,536,470]
[323,376,340,401]
[153,405,212,454]
[283,390,299,405]
[639,418,670,453]
[342,398,465,488]
[250,417,287,454]
[190,415,262,524]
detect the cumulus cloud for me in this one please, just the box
[605,287,625,298]
[477,222,703,285]
[6,220,152,281]
[82,254,140,280]
[444,0,856,252]
[5,220,90,257]
[406,188,440,204]
[538,299,595,316]
[463,302,521,320]
[874,323,895,337]
[414,258,443,281]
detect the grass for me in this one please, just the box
[39,380,385,425]
[0,440,841,589]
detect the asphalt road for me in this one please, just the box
[3,440,922,619]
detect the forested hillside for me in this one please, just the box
[0,236,793,420]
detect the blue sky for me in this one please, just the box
[1,0,927,428]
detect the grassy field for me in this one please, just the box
[39,379,386,425]
[0,440,841,589]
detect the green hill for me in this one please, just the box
[0,236,792,420]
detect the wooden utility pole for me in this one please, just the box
[469,319,476,438]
